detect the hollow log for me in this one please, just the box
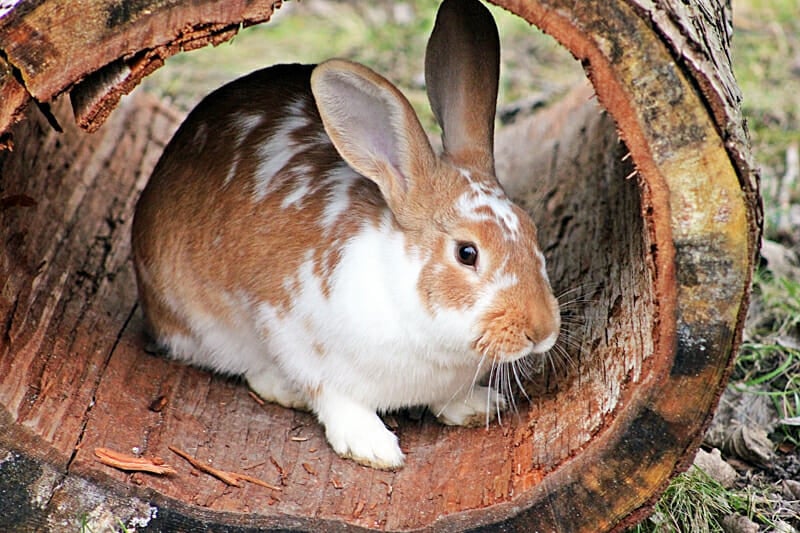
[0,0,760,531]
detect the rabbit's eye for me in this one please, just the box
[456,242,478,268]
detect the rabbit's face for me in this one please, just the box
[412,165,561,364]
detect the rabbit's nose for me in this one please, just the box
[527,296,560,353]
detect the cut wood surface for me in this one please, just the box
[0,0,760,531]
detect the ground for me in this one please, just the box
[137,1,799,530]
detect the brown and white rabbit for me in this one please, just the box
[131,0,560,469]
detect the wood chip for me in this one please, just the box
[270,456,288,486]
[290,436,309,442]
[94,447,176,476]
[302,462,317,476]
[168,446,281,491]
[248,390,265,406]
[331,478,343,489]
[242,460,267,471]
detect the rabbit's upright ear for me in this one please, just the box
[311,59,437,215]
[425,0,500,174]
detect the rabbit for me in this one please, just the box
[131,0,560,470]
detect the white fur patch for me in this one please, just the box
[490,268,519,292]
[252,100,309,201]
[0,0,23,19]
[224,112,265,187]
[281,174,313,210]
[535,249,550,284]
[456,169,520,240]
[247,216,488,412]
[320,163,358,231]
[159,298,272,378]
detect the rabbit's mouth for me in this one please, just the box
[473,307,560,363]
[472,328,539,364]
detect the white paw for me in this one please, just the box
[432,386,507,427]
[246,369,309,411]
[314,391,404,469]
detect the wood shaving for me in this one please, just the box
[270,456,288,486]
[242,460,267,471]
[168,446,281,491]
[248,390,265,406]
[94,447,176,475]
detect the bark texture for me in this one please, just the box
[0,0,760,531]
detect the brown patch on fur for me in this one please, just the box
[132,64,390,345]
[311,341,326,357]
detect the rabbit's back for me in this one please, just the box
[131,64,393,374]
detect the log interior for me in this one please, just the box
[0,71,654,530]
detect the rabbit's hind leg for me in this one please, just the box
[247,367,310,411]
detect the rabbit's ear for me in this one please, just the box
[425,0,500,174]
[311,59,436,214]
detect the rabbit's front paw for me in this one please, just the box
[431,385,507,428]
[315,391,404,469]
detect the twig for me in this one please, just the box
[94,447,177,476]
[168,445,281,491]
[248,390,265,406]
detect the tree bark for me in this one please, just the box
[0,1,760,532]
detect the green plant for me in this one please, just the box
[78,513,93,533]
[631,466,746,533]
[738,269,800,445]
[629,465,796,533]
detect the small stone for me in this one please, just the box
[782,479,800,500]
[721,514,759,533]
[760,239,800,281]
[773,520,797,533]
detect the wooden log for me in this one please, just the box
[0,0,760,531]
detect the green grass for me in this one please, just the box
[738,269,800,446]
[632,466,747,533]
[78,515,132,533]
[631,463,797,533]
[732,0,800,239]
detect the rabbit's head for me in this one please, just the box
[311,0,560,365]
